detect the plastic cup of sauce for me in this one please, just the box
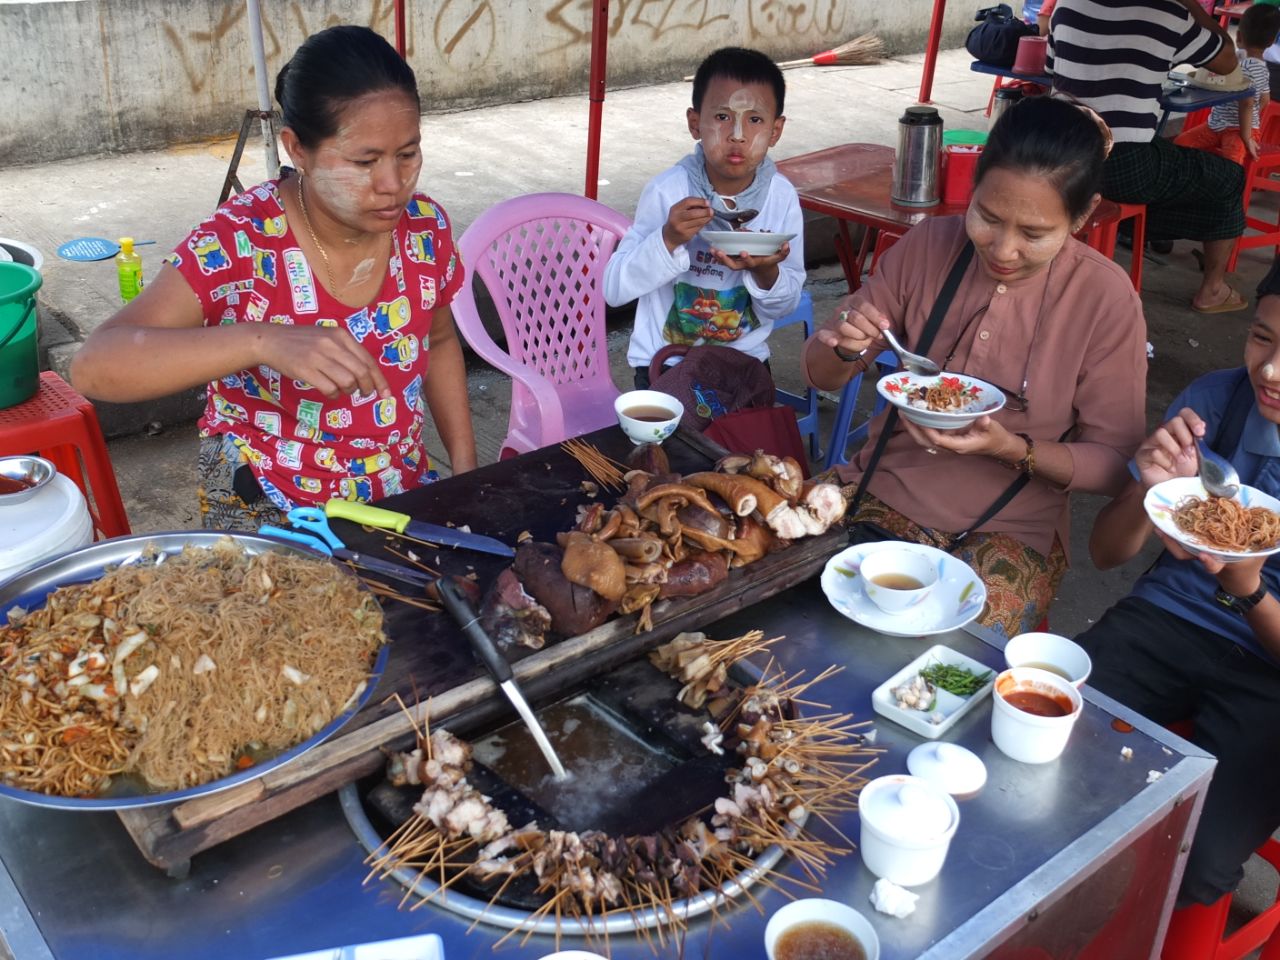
[991,667,1084,764]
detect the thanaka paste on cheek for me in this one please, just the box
[1265,363,1276,380]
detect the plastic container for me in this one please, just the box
[0,473,93,585]
[115,236,144,304]
[1013,35,1049,75]
[1004,631,1093,688]
[764,898,881,960]
[0,262,41,410]
[943,129,988,147]
[991,667,1084,764]
[941,144,983,206]
[858,774,960,886]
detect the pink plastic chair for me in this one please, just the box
[452,193,632,460]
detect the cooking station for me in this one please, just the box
[0,429,1213,960]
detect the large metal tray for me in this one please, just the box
[0,531,390,811]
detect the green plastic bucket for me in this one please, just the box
[0,262,41,410]
[944,129,988,147]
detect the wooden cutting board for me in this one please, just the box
[116,427,847,875]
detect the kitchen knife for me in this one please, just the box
[257,525,437,589]
[435,577,568,780]
[324,500,516,558]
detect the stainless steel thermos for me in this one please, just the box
[892,105,943,207]
[990,86,1023,128]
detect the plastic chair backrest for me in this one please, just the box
[1261,100,1280,146]
[453,194,632,459]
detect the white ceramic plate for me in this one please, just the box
[700,230,795,256]
[876,371,1006,431]
[820,541,987,638]
[871,643,996,739]
[1144,477,1280,563]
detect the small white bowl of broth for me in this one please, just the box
[859,548,939,615]
[614,390,684,445]
[991,667,1084,764]
[764,897,880,960]
[1004,631,1092,688]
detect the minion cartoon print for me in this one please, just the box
[345,308,374,343]
[189,233,231,275]
[663,284,755,345]
[406,231,436,266]
[372,296,411,336]
[380,334,419,371]
[253,248,278,286]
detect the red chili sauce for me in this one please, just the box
[1004,689,1071,718]
[0,475,33,495]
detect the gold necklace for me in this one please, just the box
[296,173,336,293]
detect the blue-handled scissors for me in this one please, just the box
[259,507,435,588]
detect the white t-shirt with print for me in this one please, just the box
[604,161,805,369]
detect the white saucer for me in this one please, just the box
[820,541,987,637]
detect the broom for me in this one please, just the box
[775,33,885,69]
[682,34,884,81]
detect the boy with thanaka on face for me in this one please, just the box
[604,47,805,388]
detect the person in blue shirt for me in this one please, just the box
[1080,259,1280,919]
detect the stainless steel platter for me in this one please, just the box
[0,531,390,811]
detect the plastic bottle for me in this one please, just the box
[115,237,144,304]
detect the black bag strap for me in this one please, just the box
[1209,367,1253,459]
[850,240,975,511]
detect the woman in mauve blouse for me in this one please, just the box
[802,97,1147,636]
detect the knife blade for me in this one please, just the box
[257,526,437,588]
[324,500,516,558]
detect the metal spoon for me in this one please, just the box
[881,327,941,377]
[1195,439,1240,499]
[710,194,759,228]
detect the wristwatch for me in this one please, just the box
[1214,582,1268,614]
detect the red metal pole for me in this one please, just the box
[918,0,948,104]
[584,0,609,199]
[395,0,406,58]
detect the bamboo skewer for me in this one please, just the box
[561,437,627,491]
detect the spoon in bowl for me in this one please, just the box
[1195,439,1240,499]
[881,327,941,377]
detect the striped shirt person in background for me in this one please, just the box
[1049,0,1249,314]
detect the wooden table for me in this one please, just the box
[776,143,1123,292]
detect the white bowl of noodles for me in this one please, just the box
[877,372,1006,430]
[1144,477,1280,563]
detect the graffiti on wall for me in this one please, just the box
[162,1,408,94]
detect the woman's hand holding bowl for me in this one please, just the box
[256,324,391,400]
[815,296,887,357]
[1134,408,1204,490]
[901,414,1019,461]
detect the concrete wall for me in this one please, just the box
[1,0,976,166]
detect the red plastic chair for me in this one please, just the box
[451,193,631,460]
[1227,102,1280,272]
[0,371,130,539]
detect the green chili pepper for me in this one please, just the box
[919,661,992,698]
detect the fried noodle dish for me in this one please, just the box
[0,539,385,798]
[906,375,979,413]
[1172,494,1280,553]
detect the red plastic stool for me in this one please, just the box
[1160,842,1280,960]
[1076,200,1147,292]
[0,372,130,539]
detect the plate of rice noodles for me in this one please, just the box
[876,371,1006,431]
[0,532,389,809]
[1144,477,1280,563]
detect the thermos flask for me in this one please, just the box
[990,86,1023,128]
[892,105,942,207]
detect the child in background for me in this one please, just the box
[604,47,804,389]
[1174,4,1280,165]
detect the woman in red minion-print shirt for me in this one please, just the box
[70,26,477,529]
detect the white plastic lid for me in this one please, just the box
[861,775,955,839]
[0,474,92,576]
[907,742,987,796]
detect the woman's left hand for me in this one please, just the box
[901,415,1020,460]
